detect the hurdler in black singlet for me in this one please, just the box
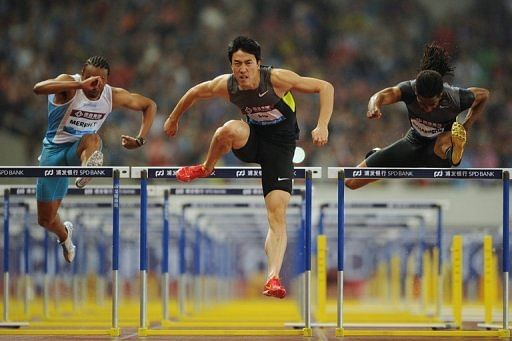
[228,66,298,196]
[399,80,475,141]
[366,80,475,168]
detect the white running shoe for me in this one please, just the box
[60,221,76,263]
[75,150,103,189]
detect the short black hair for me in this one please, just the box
[419,42,454,77]
[83,56,110,75]
[416,70,443,98]
[227,36,261,63]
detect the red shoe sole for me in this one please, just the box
[263,288,286,299]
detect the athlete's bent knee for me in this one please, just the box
[82,133,102,148]
[37,213,55,227]
[214,123,242,144]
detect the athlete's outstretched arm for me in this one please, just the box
[271,69,334,146]
[164,75,230,137]
[112,87,157,149]
[367,86,402,119]
[33,74,102,102]
[462,87,490,131]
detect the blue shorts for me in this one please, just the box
[36,141,81,201]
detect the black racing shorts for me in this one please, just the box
[232,126,295,197]
[366,129,452,168]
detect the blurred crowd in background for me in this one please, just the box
[1,0,511,171]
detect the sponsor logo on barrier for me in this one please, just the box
[151,169,179,177]
[434,171,443,178]
[0,169,24,176]
[44,170,54,176]
[79,169,107,176]
[247,170,261,177]
[469,170,496,177]
[236,170,246,177]
[243,188,264,195]
[353,170,362,177]
[175,188,229,195]
[387,170,414,177]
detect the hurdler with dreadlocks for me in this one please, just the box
[345,42,489,190]
[33,56,156,262]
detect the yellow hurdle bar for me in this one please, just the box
[432,246,440,317]
[316,235,327,321]
[451,235,463,329]
[390,254,401,304]
[484,235,493,325]
[422,249,432,312]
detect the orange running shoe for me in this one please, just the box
[263,277,286,299]
[176,165,211,182]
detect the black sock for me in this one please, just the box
[445,147,461,166]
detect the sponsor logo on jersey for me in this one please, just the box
[410,117,445,137]
[71,110,106,120]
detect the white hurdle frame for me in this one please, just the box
[328,167,510,338]
[132,166,320,337]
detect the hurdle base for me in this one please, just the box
[110,327,121,336]
[0,321,29,328]
[477,323,512,330]
[139,328,308,336]
[0,328,117,336]
[335,328,510,337]
[288,322,450,329]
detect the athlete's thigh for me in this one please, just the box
[37,144,70,201]
[366,137,421,167]
[422,142,452,167]
[232,124,258,163]
[65,140,82,165]
[259,141,295,197]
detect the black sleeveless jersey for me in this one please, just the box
[398,80,475,139]
[227,66,299,144]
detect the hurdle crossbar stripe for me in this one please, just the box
[0,166,129,178]
[170,187,304,196]
[61,202,163,209]
[327,167,503,179]
[320,201,443,209]
[131,166,321,179]
[6,186,139,196]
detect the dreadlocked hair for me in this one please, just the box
[84,56,110,75]
[419,42,454,77]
